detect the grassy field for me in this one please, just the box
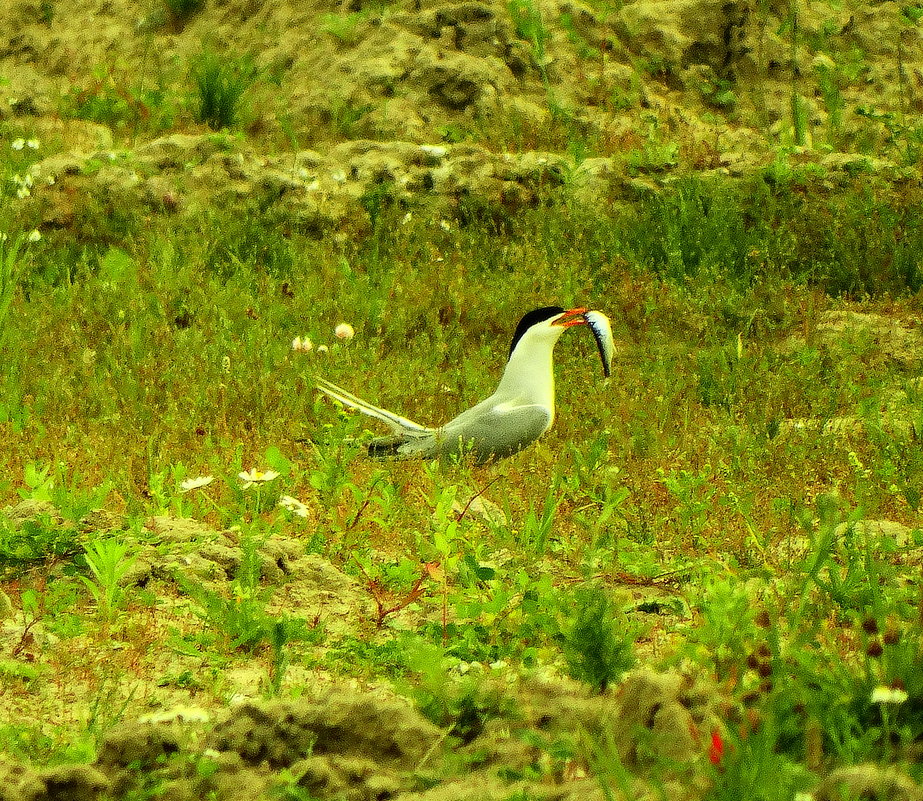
[1,169,922,798]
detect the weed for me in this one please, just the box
[682,575,757,681]
[562,583,635,692]
[0,232,28,347]
[78,537,137,620]
[519,479,562,553]
[60,65,175,139]
[399,637,508,743]
[508,0,550,80]
[0,515,82,574]
[190,49,257,131]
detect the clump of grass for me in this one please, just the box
[190,49,257,131]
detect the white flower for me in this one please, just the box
[26,138,39,150]
[238,469,281,489]
[12,173,34,199]
[317,344,329,354]
[334,322,355,340]
[180,475,214,492]
[871,686,908,704]
[26,229,41,242]
[331,169,346,183]
[279,495,310,518]
[11,138,25,151]
[292,336,313,352]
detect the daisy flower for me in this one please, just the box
[238,469,280,489]
[180,475,214,492]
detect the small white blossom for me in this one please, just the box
[279,495,310,518]
[331,169,346,183]
[317,344,329,354]
[238,468,281,489]
[26,138,39,150]
[11,138,25,151]
[180,475,214,492]
[871,686,908,704]
[26,229,41,242]
[12,172,34,199]
[292,336,313,353]
[334,322,355,340]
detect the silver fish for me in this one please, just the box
[584,310,614,377]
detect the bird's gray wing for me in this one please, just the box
[315,377,433,434]
[438,400,553,462]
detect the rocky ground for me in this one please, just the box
[1,0,922,234]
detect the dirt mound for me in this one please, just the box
[0,667,739,800]
[3,0,922,237]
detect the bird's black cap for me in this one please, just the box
[508,306,566,359]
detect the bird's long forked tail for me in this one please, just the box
[315,377,433,435]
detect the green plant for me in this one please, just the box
[703,716,814,801]
[0,232,31,347]
[0,515,83,574]
[519,480,562,553]
[190,50,257,131]
[399,637,508,743]
[320,12,366,46]
[508,0,550,79]
[60,65,175,138]
[79,537,137,620]
[562,583,635,692]
[682,575,758,681]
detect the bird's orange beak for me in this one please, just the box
[552,307,588,328]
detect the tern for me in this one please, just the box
[315,306,614,463]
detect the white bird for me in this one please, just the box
[315,306,614,463]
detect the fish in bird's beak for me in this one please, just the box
[584,310,614,377]
[552,307,589,328]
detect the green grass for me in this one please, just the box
[1,174,922,795]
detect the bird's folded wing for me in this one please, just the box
[442,400,552,459]
[315,377,432,434]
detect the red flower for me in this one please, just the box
[708,730,724,766]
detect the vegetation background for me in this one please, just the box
[0,0,921,797]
